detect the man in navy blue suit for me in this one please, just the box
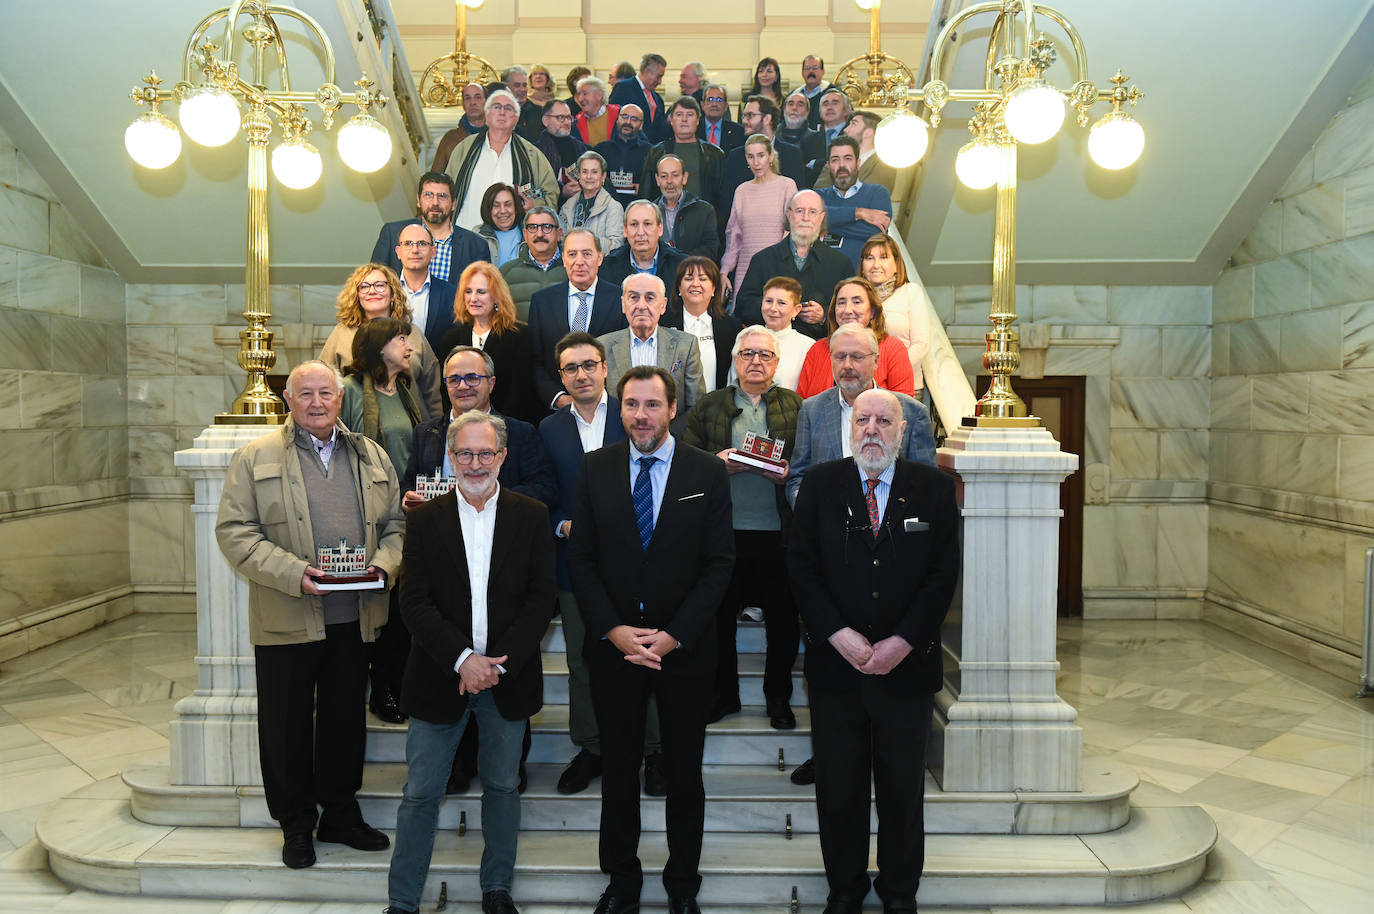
[392,222,456,361]
[527,229,626,412]
[369,172,489,285]
[608,53,669,144]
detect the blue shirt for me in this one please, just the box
[856,460,895,527]
[628,433,676,528]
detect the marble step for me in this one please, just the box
[366,704,816,767]
[126,758,1136,836]
[41,776,1214,906]
[539,651,807,706]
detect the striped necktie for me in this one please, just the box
[633,455,658,548]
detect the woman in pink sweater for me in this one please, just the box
[720,135,797,309]
[795,276,916,399]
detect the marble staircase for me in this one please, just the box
[37,620,1217,909]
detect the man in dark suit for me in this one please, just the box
[640,98,726,217]
[370,172,489,284]
[608,53,669,144]
[779,90,827,180]
[386,410,556,914]
[568,366,734,914]
[527,229,626,411]
[403,346,557,510]
[720,96,807,220]
[788,388,960,914]
[598,201,688,289]
[678,62,706,105]
[393,222,456,360]
[653,156,720,260]
[697,85,744,154]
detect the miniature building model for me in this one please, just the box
[415,472,457,500]
[317,537,368,574]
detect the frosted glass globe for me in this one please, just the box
[179,85,241,147]
[1089,111,1145,170]
[955,139,1000,189]
[272,137,323,189]
[125,111,182,169]
[337,114,392,173]
[854,0,879,10]
[873,111,929,168]
[1004,80,1065,145]
[462,0,486,8]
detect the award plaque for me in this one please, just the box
[315,537,384,591]
[728,431,787,473]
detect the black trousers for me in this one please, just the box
[715,529,800,707]
[589,642,713,899]
[254,621,369,837]
[810,680,933,905]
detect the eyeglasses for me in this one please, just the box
[489,103,518,113]
[443,372,493,387]
[790,207,824,218]
[704,96,726,103]
[419,191,451,202]
[832,351,876,363]
[398,240,433,249]
[559,359,604,376]
[358,281,390,294]
[548,114,574,122]
[525,223,559,234]
[735,349,777,362]
[452,449,501,465]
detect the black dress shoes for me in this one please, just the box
[822,898,863,914]
[591,891,640,913]
[643,752,668,797]
[482,889,520,914]
[281,832,315,868]
[667,897,702,914]
[883,903,917,914]
[557,749,603,794]
[768,700,797,730]
[315,822,390,851]
[790,757,816,785]
[368,688,407,724]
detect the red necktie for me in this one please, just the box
[865,478,881,534]
[645,88,656,119]
[709,123,718,145]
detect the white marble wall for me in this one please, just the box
[1207,61,1374,674]
[931,282,1212,619]
[0,123,132,661]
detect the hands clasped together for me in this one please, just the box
[827,626,912,676]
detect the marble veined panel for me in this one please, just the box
[1110,378,1209,430]
[1337,435,1374,501]
[1250,374,1310,432]
[1347,163,1374,237]
[1082,504,1158,589]
[1212,266,1253,325]
[19,372,82,428]
[1110,430,1158,480]
[1232,200,1281,266]
[0,371,18,429]
[1212,324,1230,377]
[50,315,110,377]
[0,428,54,489]
[78,266,124,323]
[1159,430,1208,481]
[1283,182,1344,253]
[226,284,302,324]
[1254,254,1310,318]
[1227,317,1281,376]
[0,501,129,622]
[1111,328,1161,379]
[1157,505,1207,589]
[1310,233,1374,309]
[1281,308,1342,372]
[0,308,51,371]
[0,185,48,254]
[53,429,109,485]
[1110,286,1210,327]
[18,252,79,317]
[1030,285,1109,324]
[1340,301,1374,368]
[0,247,15,311]
[1162,327,1211,378]
[126,327,177,377]
[1306,369,1374,434]
[128,499,186,587]
[1312,96,1374,184]
[126,284,228,326]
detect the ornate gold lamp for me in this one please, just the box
[834,0,918,109]
[418,0,501,107]
[124,1,392,424]
[862,0,1146,425]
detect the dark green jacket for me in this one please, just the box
[684,384,801,526]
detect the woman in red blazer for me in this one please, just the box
[794,276,916,399]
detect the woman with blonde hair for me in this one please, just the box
[794,275,916,398]
[528,64,555,106]
[319,262,442,418]
[720,134,797,308]
[439,261,538,422]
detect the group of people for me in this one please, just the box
[213,50,963,914]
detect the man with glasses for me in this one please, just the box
[800,55,833,129]
[392,222,457,359]
[500,207,567,321]
[682,326,803,729]
[594,104,653,208]
[734,190,851,339]
[370,171,490,285]
[607,52,669,144]
[447,89,559,231]
[533,99,588,203]
[696,85,743,153]
[385,410,556,914]
[720,96,807,221]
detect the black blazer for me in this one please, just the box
[403,409,559,508]
[788,457,960,695]
[661,306,743,391]
[369,219,490,284]
[439,322,539,425]
[697,118,745,154]
[608,77,668,144]
[527,280,626,409]
[641,140,727,215]
[598,242,688,290]
[399,488,556,723]
[656,195,720,261]
[720,139,807,213]
[538,396,627,589]
[734,237,853,340]
[567,439,735,675]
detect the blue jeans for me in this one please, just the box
[388,691,524,908]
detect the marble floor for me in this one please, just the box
[0,614,1371,913]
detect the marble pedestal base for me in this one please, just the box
[170,424,273,787]
[933,424,1082,792]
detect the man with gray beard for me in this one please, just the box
[788,388,960,914]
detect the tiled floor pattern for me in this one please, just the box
[0,614,1370,912]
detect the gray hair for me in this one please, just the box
[443,344,496,377]
[575,150,608,173]
[731,325,778,358]
[786,189,828,233]
[446,409,508,452]
[685,61,705,80]
[563,227,602,253]
[501,65,528,80]
[524,205,564,232]
[576,75,608,98]
[286,359,344,396]
[623,199,661,226]
[829,322,879,356]
[622,272,667,299]
[485,88,519,116]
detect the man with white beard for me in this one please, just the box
[778,90,826,180]
[787,387,960,914]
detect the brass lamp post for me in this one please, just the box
[419,0,501,107]
[856,0,1146,425]
[124,1,393,424]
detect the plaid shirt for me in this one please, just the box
[430,232,453,282]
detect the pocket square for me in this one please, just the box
[903,517,929,533]
[670,358,683,373]
[678,492,705,501]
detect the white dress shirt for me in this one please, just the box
[456,138,515,229]
[453,483,504,673]
[630,331,659,368]
[403,274,431,337]
[566,280,601,327]
[573,390,609,453]
[681,310,716,392]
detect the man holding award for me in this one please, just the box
[683,326,803,729]
[216,359,404,869]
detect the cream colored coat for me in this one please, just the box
[216,418,405,646]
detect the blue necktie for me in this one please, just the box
[572,291,590,333]
[633,455,658,549]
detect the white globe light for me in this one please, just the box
[179,85,242,147]
[1089,111,1145,170]
[337,113,392,173]
[1003,79,1065,144]
[462,0,485,9]
[854,0,879,10]
[271,137,323,189]
[124,111,182,169]
[955,138,1000,190]
[873,111,929,169]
